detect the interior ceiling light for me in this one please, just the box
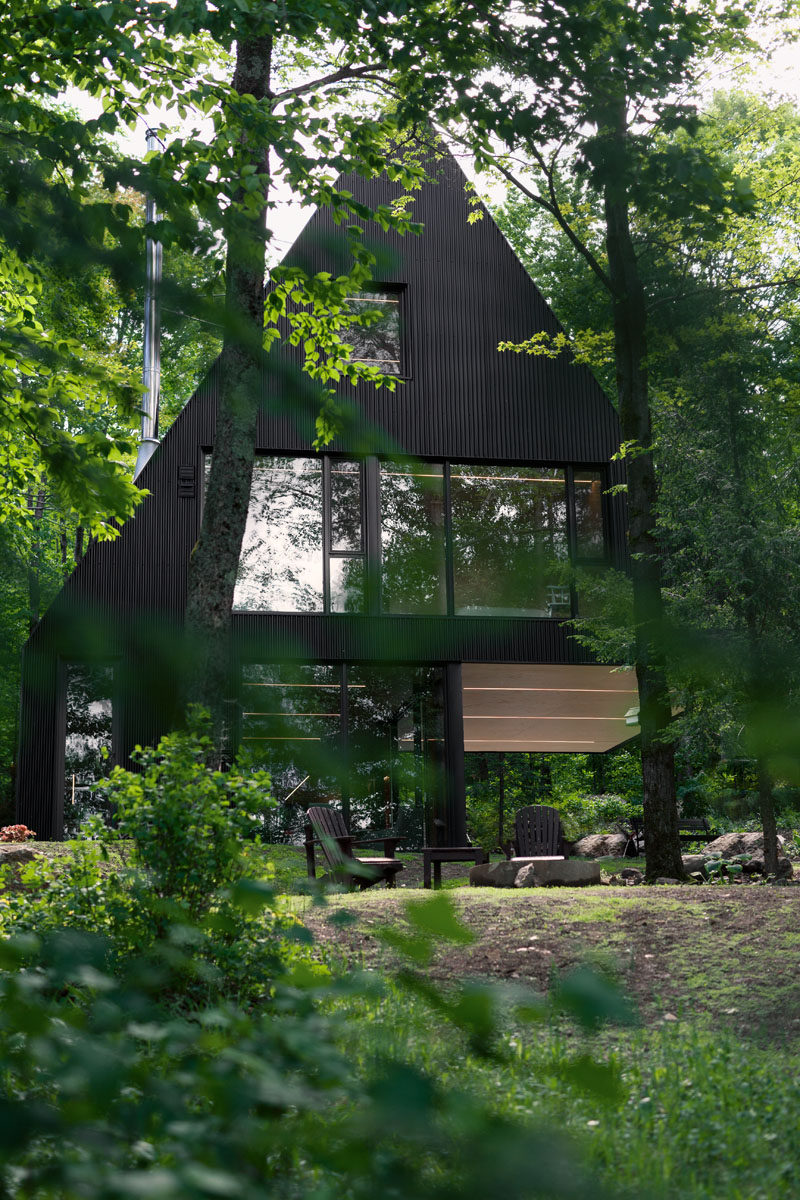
[464,715,628,721]
[463,686,638,694]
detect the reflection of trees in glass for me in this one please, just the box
[330,461,362,551]
[240,663,340,841]
[380,462,446,614]
[233,458,323,612]
[451,466,569,616]
[344,292,402,371]
[330,557,366,613]
[239,662,445,847]
[330,461,365,612]
[347,665,444,846]
[64,663,113,834]
[574,472,605,558]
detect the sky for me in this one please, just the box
[63,15,800,263]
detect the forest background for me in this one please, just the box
[2,0,800,861]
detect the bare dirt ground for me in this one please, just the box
[302,883,800,1046]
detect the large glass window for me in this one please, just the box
[240,663,342,836]
[239,661,444,847]
[451,465,569,617]
[380,461,446,614]
[329,460,366,613]
[64,663,113,835]
[574,471,605,559]
[234,458,324,612]
[347,665,445,847]
[344,290,403,373]
[219,455,605,618]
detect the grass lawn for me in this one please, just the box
[294,871,800,1200]
[12,840,800,1198]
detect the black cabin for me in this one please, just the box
[16,150,637,843]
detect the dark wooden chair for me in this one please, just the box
[304,805,404,889]
[624,815,715,857]
[510,805,569,858]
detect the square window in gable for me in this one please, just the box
[344,288,404,375]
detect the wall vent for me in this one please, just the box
[177,465,196,499]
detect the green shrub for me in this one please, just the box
[553,793,638,840]
[0,711,293,1004]
[0,896,617,1199]
[105,708,273,923]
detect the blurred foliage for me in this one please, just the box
[0,730,628,1200]
[493,88,800,804]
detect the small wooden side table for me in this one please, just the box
[422,846,488,889]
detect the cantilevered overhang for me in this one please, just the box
[462,663,640,753]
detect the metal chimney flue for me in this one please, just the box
[134,129,162,480]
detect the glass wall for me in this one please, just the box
[239,662,444,847]
[347,665,445,846]
[234,458,323,612]
[64,663,113,835]
[450,465,570,616]
[380,461,446,614]
[227,456,605,617]
[240,663,342,839]
[574,471,605,559]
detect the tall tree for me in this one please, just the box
[493,89,800,873]
[391,0,769,878]
[2,0,428,744]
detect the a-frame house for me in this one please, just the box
[16,148,637,842]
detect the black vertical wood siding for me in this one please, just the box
[16,148,627,838]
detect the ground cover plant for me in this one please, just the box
[4,778,800,1198]
[0,721,630,1200]
[304,886,800,1199]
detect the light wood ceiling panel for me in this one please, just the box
[462,663,639,753]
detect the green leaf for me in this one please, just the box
[403,893,475,945]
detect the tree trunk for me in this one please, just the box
[183,35,273,751]
[592,753,606,795]
[497,751,505,849]
[604,105,683,881]
[757,757,779,876]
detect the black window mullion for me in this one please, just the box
[565,466,578,618]
[322,456,331,613]
[443,461,454,616]
[340,662,350,826]
[365,457,381,614]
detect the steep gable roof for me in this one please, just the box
[251,145,620,462]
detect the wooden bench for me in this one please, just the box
[625,816,715,856]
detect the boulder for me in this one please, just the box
[515,860,602,888]
[704,832,785,859]
[0,847,37,866]
[620,867,643,884]
[572,834,629,858]
[741,856,793,879]
[682,854,709,878]
[512,864,540,888]
[469,860,522,888]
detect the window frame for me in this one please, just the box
[220,453,608,618]
[344,285,409,380]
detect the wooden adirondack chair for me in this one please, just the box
[511,805,569,859]
[304,806,404,889]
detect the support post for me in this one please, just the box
[444,662,467,845]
